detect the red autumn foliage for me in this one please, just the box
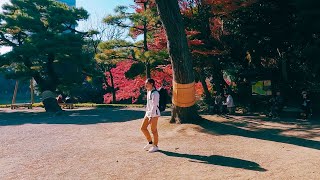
[148,28,204,51]
[148,28,167,51]
[205,0,257,39]
[192,49,223,55]
[204,0,256,16]
[130,1,158,39]
[104,60,145,104]
[104,60,173,104]
[104,61,211,104]
[103,0,232,104]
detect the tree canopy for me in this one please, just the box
[0,0,89,94]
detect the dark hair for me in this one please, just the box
[146,78,156,88]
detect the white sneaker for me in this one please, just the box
[148,145,159,153]
[144,144,153,151]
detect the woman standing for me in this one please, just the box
[141,79,160,153]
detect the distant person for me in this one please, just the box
[223,93,235,115]
[57,94,64,103]
[301,93,312,119]
[214,93,224,114]
[65,96,72,103]
[141,78,160,153]
[301,90,307,96]
[269,91,284,119]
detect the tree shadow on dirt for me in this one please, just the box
[198,117,320,150]
[0,108,152,126]
[218,114,320,139]
[159,150,266,172]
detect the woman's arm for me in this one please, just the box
[150,92,160,116]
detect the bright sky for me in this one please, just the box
[77,0,132,31]
[0,0,133,54]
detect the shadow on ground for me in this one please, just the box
[0,108,172,126]
[1,107,319,151]
[0,108,152,126]
[199,116,320,150]
[159,150,266,172]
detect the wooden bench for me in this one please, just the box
[11,103,33,110]
[59,103,74,109]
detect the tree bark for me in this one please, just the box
[155,0,201,124]
[143,1,151,79]
[195,1,226,96]
[23,57,61,112]
[38,54,62,112]
[30,72,59,112]
[146,62,151,79]
[47,53,59,90]
[198,69,212,103]
[11,81,19,104]
[211,59,225,94]
[277,48,288,82]
[108,69,117,104]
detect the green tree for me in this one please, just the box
[180,0,222,101]
[103,2,165,78]
[0,0,89,111]
[293,0,320,91]
[80,17,126,104]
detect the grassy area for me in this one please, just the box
[0,103,145,109]
[0,104,11,108]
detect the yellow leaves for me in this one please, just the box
[95,48,129,65]
[86,76,93,82]
[102,49,115,55]
[245,51,252,64]
[95,53,108,63]
[30,66,41,71]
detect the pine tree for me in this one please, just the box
[0,0,89,112]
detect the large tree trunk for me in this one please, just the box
[277,48,289,99]
[23,55,62,113]
[211,59,225,94]
[198,69,212,103]
[143,1,151,79]
[197,2,224,96]
[146,62,151,79]
[155,0,201,124]
[108,70,117,104]
[35,81,62,113]
[38,54,62,112]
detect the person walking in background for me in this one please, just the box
[223,93,235,115]
[269,91,284,119]
[214,93,224,114]
[301,92,312,119]
[57,94,64,103]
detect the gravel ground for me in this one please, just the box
[0,107,319,180]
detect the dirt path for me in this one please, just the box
[0,108,319,179]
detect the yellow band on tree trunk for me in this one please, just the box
[172,81,196,107]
